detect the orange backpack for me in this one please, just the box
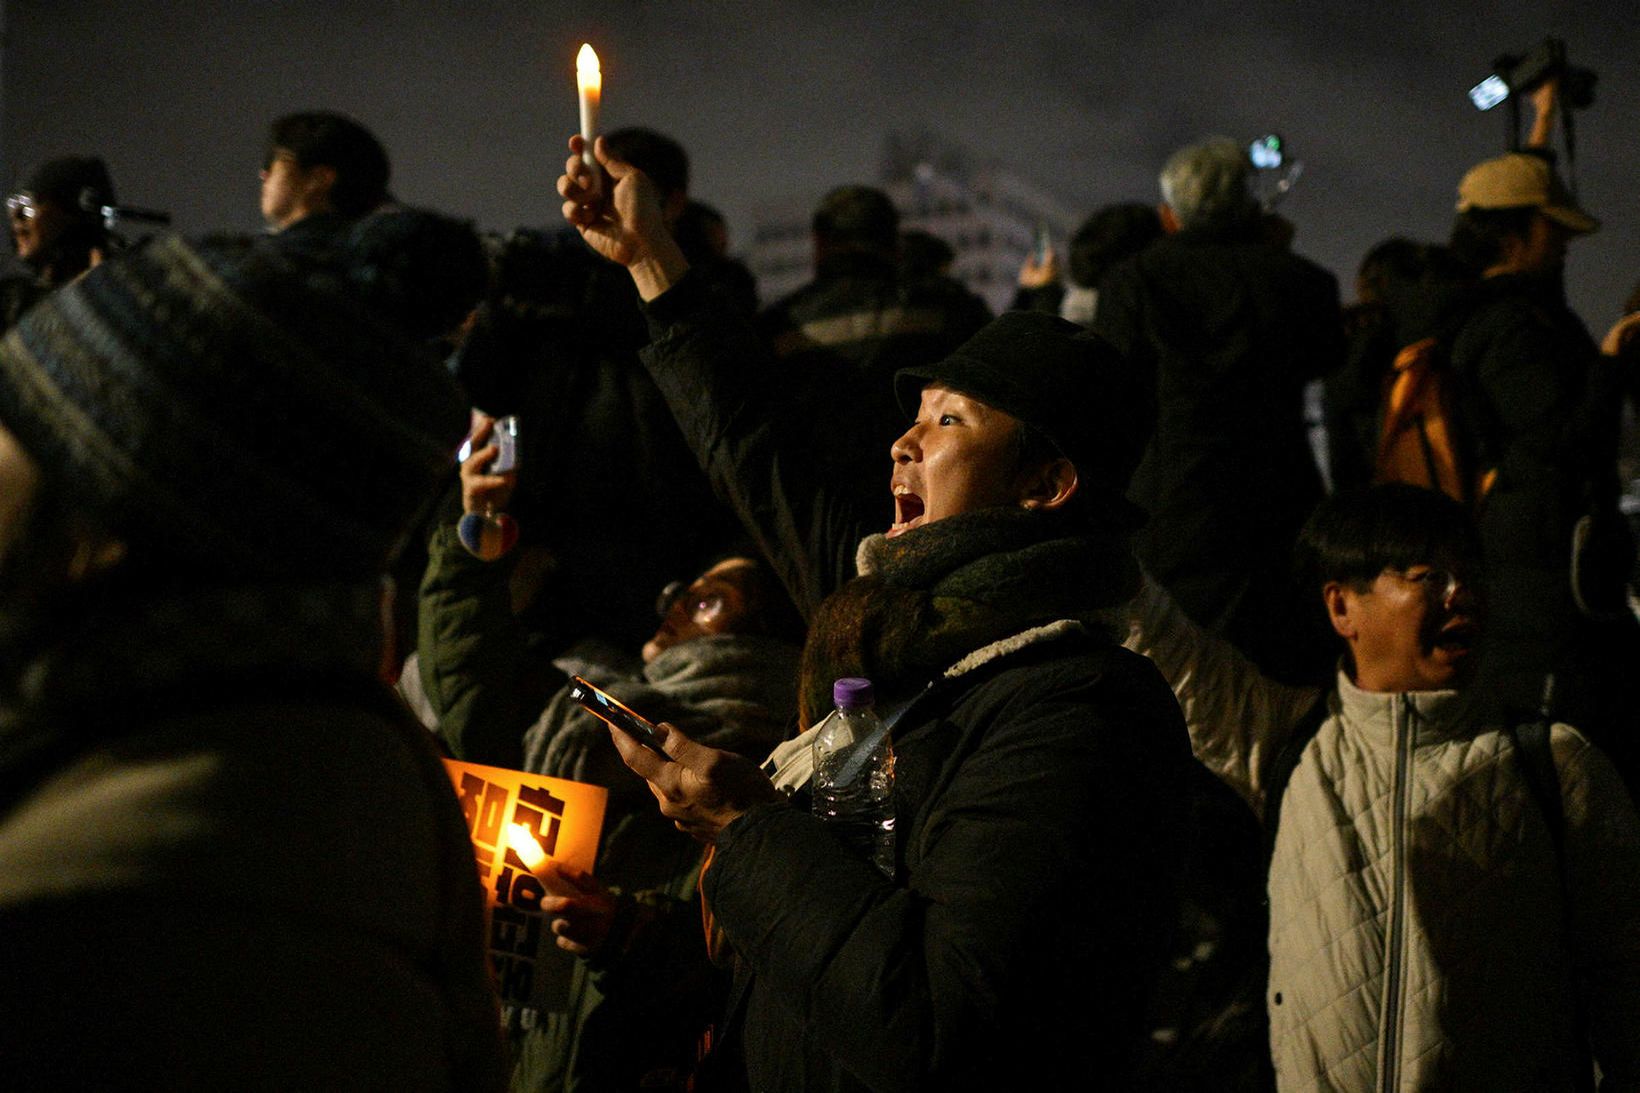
[1372,337,1495,505]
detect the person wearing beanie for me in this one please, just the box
[0,235,506,1088]
[554,135,1192,1090]
[2,154,118,330]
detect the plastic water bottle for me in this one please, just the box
[812,677,895,877]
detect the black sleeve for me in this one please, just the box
[640,273,873,619]
[417,524,565,767]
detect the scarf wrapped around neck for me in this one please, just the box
[798,506,1140,726]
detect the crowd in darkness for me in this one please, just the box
[0,71,1637,1092]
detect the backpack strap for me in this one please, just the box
[1505,717,1566,869]
[1261,690,1331,865]
[1504,711,1597,1093]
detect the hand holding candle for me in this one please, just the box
[576,44,601,175]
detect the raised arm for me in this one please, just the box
[418,418,563,766]
[558,136,870,615]
[1123,574,1321,815]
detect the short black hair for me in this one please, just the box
[604,128,689,198]
[812,185,899,253]
[266,112,391,217]
[1447,206,1538,276]
[1295,485,1479,592]
[1068,203,1162,289]
[899,229,955,279]
[672,200,726,264]
[1355,237,1426,304]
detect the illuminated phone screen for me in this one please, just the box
[1469,75,1509,111]
[569,676,671,758]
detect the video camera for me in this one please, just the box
[1247,134,1302,212]
[1469,38,1596,112]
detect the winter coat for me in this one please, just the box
[0,583,506,1091]
[1125,578,1640,1092]
[1448,273,1630,712]
[416,521,801,1091]
[1094,226,1342,678]
[639,273,1193,1091]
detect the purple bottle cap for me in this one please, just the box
[833,677,874,709]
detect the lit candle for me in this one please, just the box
[507,822,548,871]
[576,43,601,173]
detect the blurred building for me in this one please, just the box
[747,130,1077,314]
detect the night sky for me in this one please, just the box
[4,0,1636,323]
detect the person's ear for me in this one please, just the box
[1157,203,1181,234]
[303,164,339,206]
[1018,457,1079,512]
[1322,581,1357,641]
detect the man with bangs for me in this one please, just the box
[551,134,1195,1090]
[1124,483,1640,1090]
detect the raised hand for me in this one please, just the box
[557,135,689,300]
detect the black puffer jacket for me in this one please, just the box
[640,273,1192,1091]
[1094,227,1342,679]
[1449,271,1640,756]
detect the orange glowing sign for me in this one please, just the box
[444,758,608,1013]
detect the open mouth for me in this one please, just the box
[1433,619,1478,656]
[889,485,925,538]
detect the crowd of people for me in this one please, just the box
[0,74,1637,1092]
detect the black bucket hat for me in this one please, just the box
[895,310,1152,526]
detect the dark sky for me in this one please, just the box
[4,0,1636,322]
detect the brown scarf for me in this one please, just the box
[797,507,1140,726]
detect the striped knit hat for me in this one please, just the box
[0,234,466,579]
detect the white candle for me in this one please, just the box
[577,44,601,172]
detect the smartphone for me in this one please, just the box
[568,675,672,759]
[456,414,520,473]
[1249,134,1284,170]
[489,415,519,474]
[1468,74,1510,111]
[1032,223,1051,264]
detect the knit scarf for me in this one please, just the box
[798,506,1140,727]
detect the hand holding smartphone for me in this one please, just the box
[569,676,672,759]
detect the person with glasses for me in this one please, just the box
[1125,483,1640,1090]
[2,155,117,331]
[414,412,806,1090]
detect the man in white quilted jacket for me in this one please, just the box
[1126,483,1640,1091]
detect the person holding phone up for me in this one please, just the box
[417,412,806,1091]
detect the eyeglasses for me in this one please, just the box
[1382,566,1468,603]
[5,193,37,220]
[654,581,729,625]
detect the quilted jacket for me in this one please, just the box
[1126,578,1640,1092]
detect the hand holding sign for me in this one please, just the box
[607,720,786,843]
[540,864,618,957]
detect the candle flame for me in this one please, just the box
[577,43,601,93]
[506,822,547,871]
